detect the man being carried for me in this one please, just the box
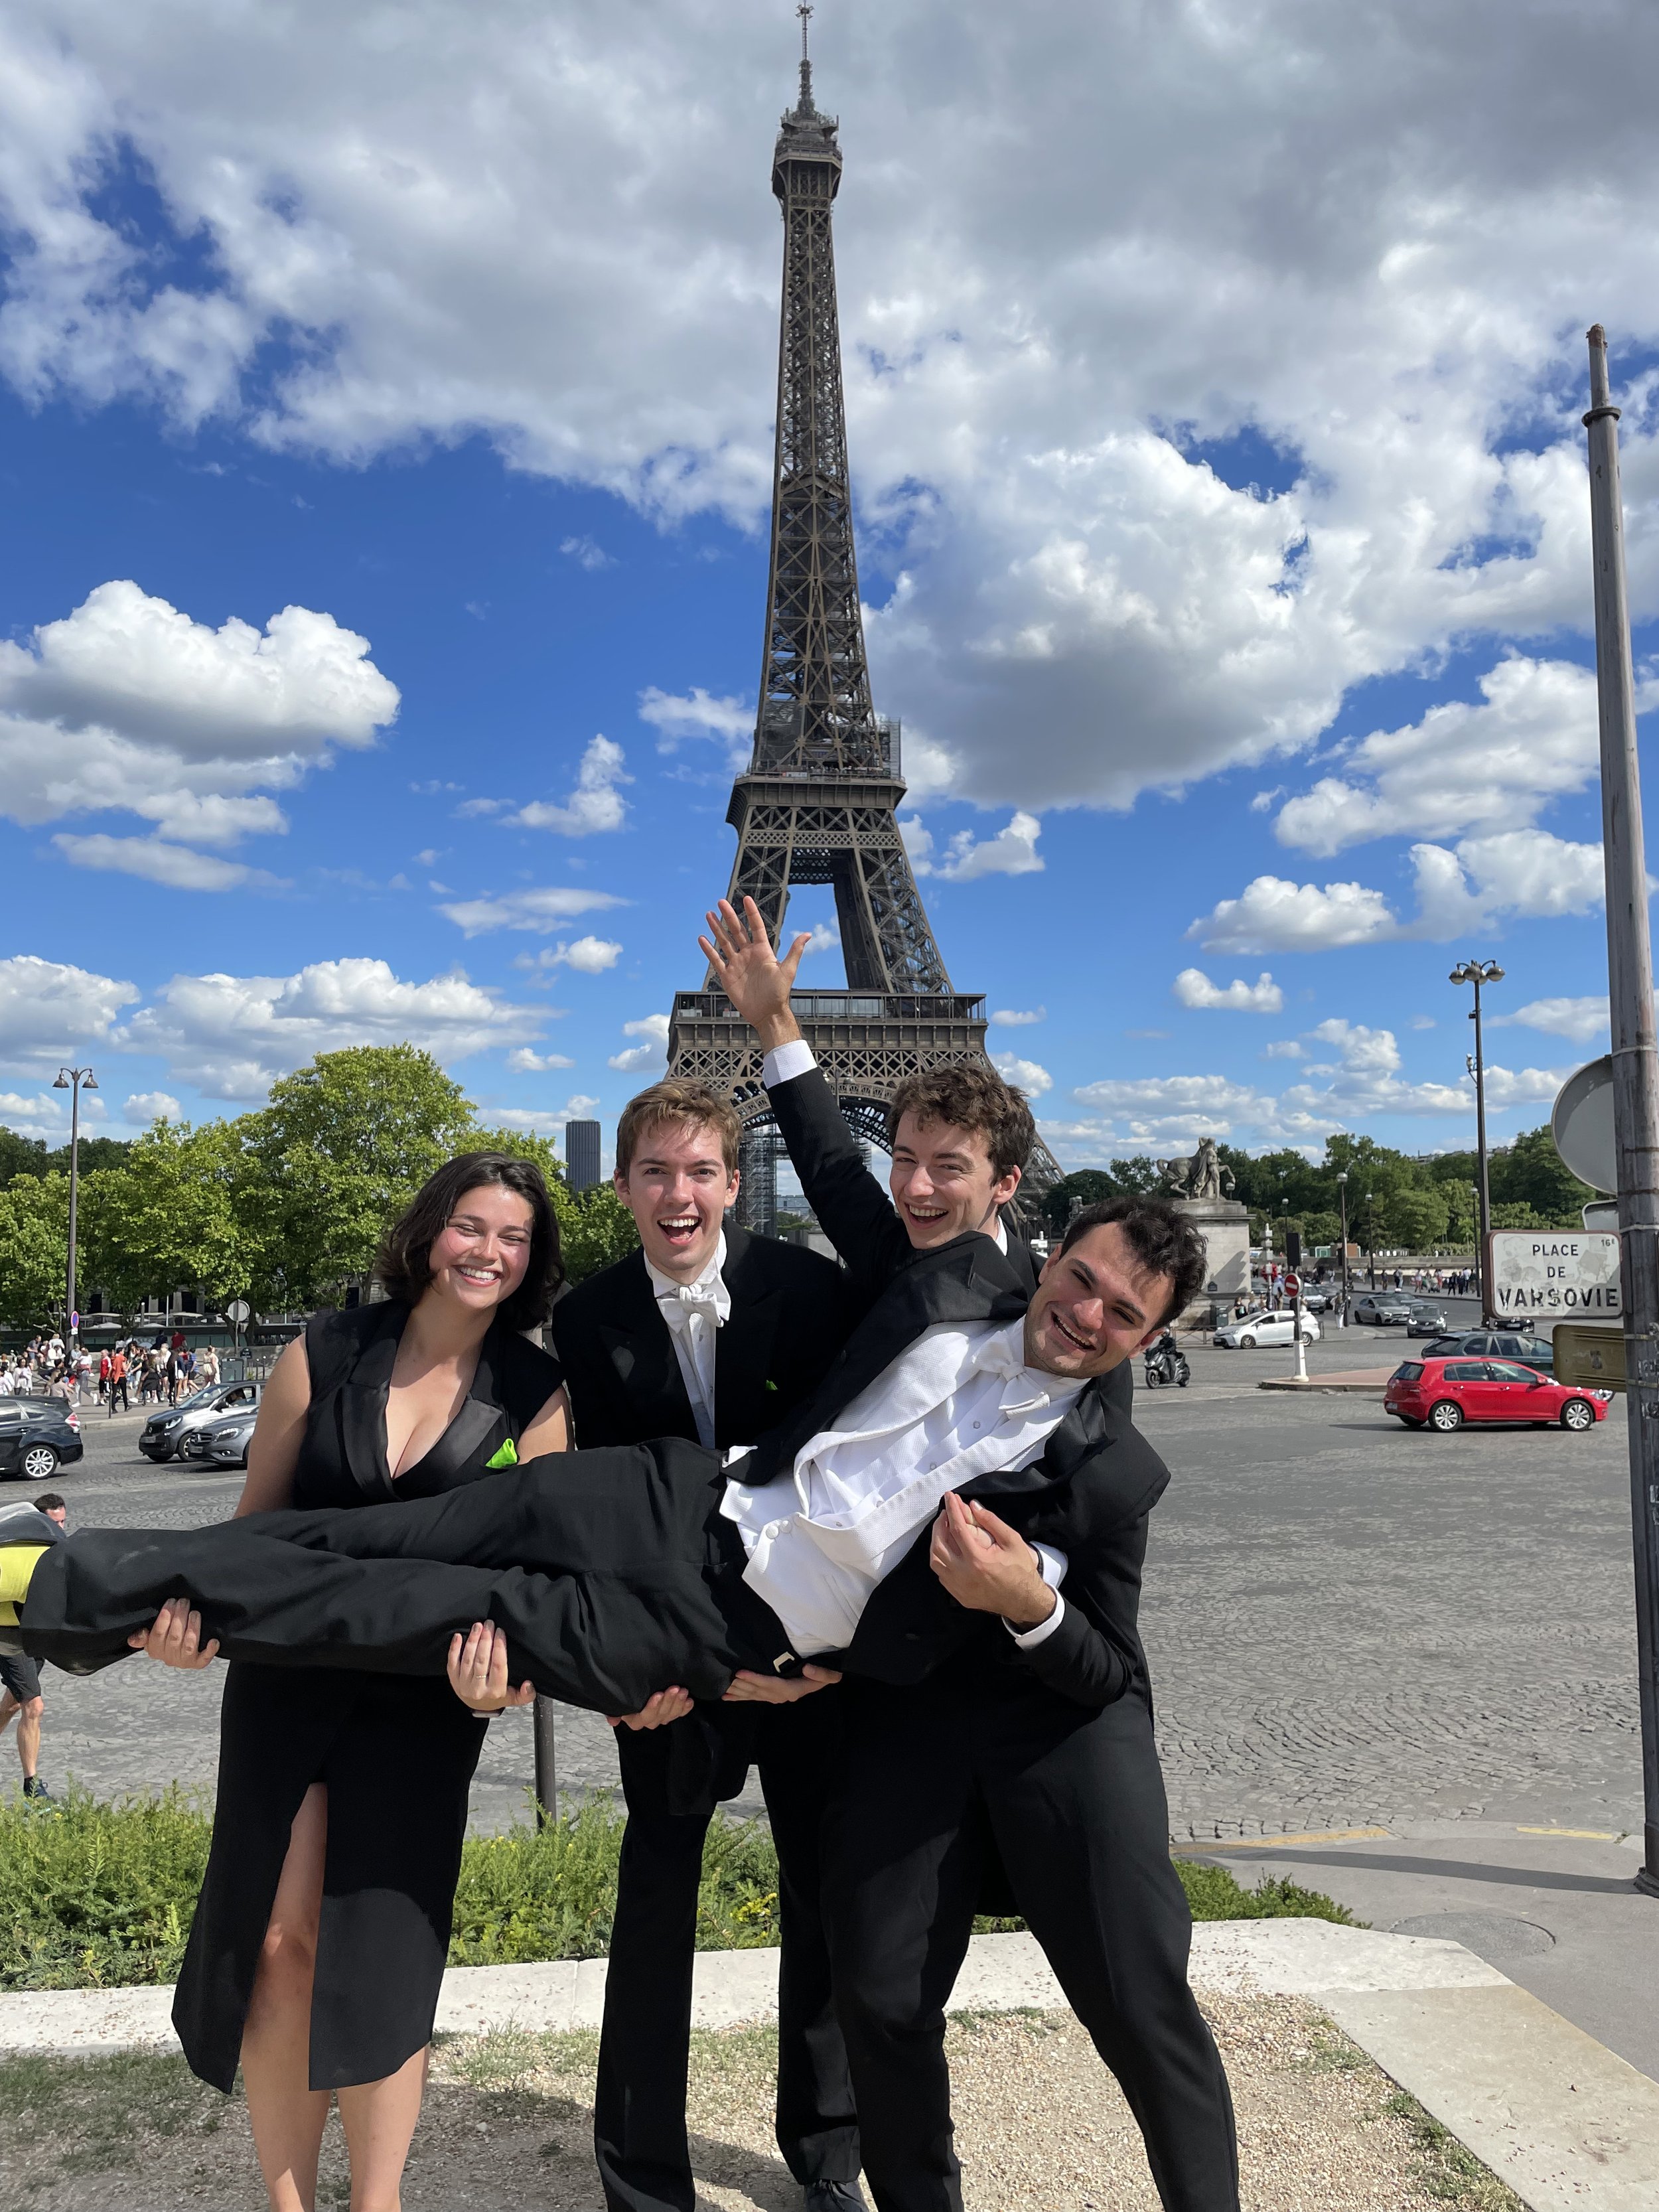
[2,1195,1236,2211]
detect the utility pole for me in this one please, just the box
[1450,960,1503,1323]
[52,1065,98,1349]
[1584,324,1659,1900]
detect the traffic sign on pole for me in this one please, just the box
[1484,1229,1622,1321]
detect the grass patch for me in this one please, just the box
[0,2047,224,2181]
[0,1791,1352,1992]
[1384,2089,1525,2209]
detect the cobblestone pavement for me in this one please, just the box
[6,1329,1640,1840]
[1139,1332,1640,1839]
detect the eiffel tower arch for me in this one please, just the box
[666,24,1061,1233]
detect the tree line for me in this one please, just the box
[0,1045,640,1333]
[1041,1128,1596,1252]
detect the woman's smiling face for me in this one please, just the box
[425,1183,536,1313]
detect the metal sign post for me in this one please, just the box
[533,1697,559,1827]
[1583,325,1659,1899]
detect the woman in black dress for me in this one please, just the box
[135,1151,569,2212]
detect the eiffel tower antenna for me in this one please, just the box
[667,28,1062,1230]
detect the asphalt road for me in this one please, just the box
[4,1323,1641,1843]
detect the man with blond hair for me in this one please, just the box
[551,1076,862,2212]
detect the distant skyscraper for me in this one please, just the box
[565,1120,602,1192]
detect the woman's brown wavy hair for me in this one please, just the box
[375,1152,565,1331]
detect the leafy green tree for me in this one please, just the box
[1108,1155,1161,1194]
[1040,1169,1121,1232]
[81,1120,265,1314]
[1490,1200,1545,1230]
[0,1132,49,1187]
[0,1173,69,1331]
[1384,1184,1450,1250]
[42,1136,133,1179]
[246,1047,476,1307]
[1490,1126,1597,1220]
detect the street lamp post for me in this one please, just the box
[1336,1171,1350,1327]
[1450,960,1504,1323]
[52,1065,98,1349]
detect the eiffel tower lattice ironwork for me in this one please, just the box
[667,21,1062,1230]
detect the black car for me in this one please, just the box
[1421,1328,1557,1375]
[0,1396,85,1483]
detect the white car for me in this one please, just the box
[1213,1309,1321,1349]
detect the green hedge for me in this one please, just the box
[0,1790,1350,1992]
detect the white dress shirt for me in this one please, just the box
[722,1317,1080,1659]
[644,1233,730,1449]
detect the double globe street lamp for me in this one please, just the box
[1449,959,1504,1322]
[52,1065,98,1348]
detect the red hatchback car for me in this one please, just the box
[1386,1357,1608,1434]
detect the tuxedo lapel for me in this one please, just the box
[715,1226,782,1441]
[597,1252,696,1438]
[964,1379,1110,1502]
[338,1309,401,1504]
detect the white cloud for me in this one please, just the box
[1263,1039,1305,1060]
[0,581,397,851]
[437,886,626,938]
[506,1047,575,1072]
[638,686,751,766]
[123,1090,181,1125]
[607,1011,671,1073]
[511,934,624,976]
[514,735,632,836]
[989,1006,1045,1027]
[52,832,284,891]
[0,1090,74,1144]
[1190,875,1398,954]
[1494,995,1609,1044]
[0,954,139,1077]
[907,810,1043,882]
[118,957,547,1098]
[991,1051,1052,1096]
[800,921,840,956]
[559,536,614,571]
[1173,967,1283,1013]
[13,7,1659,831]
[1273,658,1605,857]
[492,1096,601,1134]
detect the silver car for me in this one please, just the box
[199,1408,258,1469]
[139,1380,261,1462]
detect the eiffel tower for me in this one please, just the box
[667,13,1061,1232]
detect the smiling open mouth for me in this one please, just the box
[1052,1310,1095,1353]
[657,1215,701,1246]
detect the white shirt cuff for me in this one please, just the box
[1008,1541,1068,1649]
[762,1039,817,1088]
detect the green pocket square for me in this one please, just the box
[764,1378,778,1392]
[484,1437,520,1469]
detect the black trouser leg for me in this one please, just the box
[987,1698,1239,2212]
[822,1688,983,2212]
[595,1785,708,2212]
[758,1696,861,2189]
[19,1442,747,1712]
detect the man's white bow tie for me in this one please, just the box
[660,1284,725,1324]
[976,1335,1056,1416]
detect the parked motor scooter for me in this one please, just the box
[1142,1328,1190,1388]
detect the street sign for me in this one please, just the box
[69,1311,78,1329]
[1486,1228,1621,1319]
[1552,1056,1617,1193]
[1554,1323,1626,1392]
[226,1298,251,1325]
[1283,1272,1300,1297]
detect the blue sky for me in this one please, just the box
[3,1,1657,1172]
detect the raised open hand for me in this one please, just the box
[698,897,810,1048]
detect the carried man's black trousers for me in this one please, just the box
[19,1441,792,1717]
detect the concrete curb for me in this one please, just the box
[1257,1368,1394,1394]
[3,1921,1654,2209]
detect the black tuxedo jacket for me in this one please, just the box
[737,1228,1165,1715]
[550,1223,851,1453]
[768,1063,1038,1311]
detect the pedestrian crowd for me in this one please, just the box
[0,1328,219,1412]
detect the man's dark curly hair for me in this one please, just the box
[376,1152,565,1331]
[1058,1196,1206,1327]
[888,1062,1035,1181]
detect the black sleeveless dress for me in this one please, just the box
[172,1302,565,2093]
